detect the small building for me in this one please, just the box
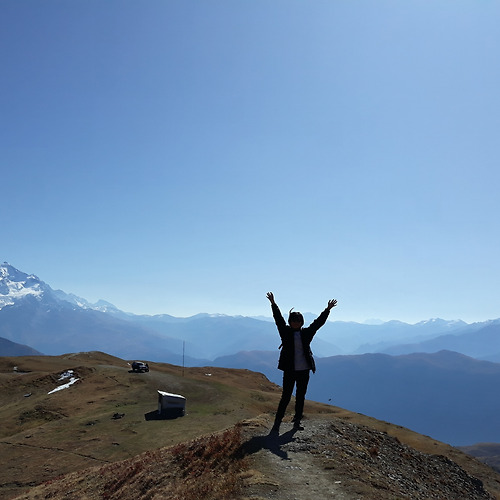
[157,390,186,417]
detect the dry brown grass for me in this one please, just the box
[15,426,246,500]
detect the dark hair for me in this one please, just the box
[288,309,304,325]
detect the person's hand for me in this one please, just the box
[266,292,276,305]
[327,299,337,310]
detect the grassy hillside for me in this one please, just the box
[0,351,286,499]
[1,352,500,499]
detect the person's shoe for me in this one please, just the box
[293,421,304,431]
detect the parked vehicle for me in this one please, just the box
[131,361,149,373]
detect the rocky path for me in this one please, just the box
[239,419,358,499]
[238,417,496,500]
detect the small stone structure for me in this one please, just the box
[157,390,186,417]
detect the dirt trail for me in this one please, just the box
[239,418,355,499]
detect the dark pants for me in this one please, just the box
[274,369,310,425]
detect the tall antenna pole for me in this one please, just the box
[182,340,185,377]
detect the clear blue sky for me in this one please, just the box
[2,1,499,323]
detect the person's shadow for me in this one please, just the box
[240,428,298,461]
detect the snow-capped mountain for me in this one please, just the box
[414,317,467,329]
[0,263,47,309]
[52,290,121,313]
[0,262,119,313]
[0,263,187,362]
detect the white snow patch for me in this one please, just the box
[0,278,43,310]
[58,370,75,380]
[47,370,80,394]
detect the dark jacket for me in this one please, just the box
[271,303,331,374]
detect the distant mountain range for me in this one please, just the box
[2,262,499,363]
[2,262,500,447]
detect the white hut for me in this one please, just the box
[157,390,186,417]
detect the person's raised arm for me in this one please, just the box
[307,298,338,335]
[266,292,286,330]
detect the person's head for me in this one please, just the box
[288,309,304,330]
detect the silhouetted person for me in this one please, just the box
[266,292,337,433]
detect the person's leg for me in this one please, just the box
[272,371,296,432]
[293,370,310,428]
